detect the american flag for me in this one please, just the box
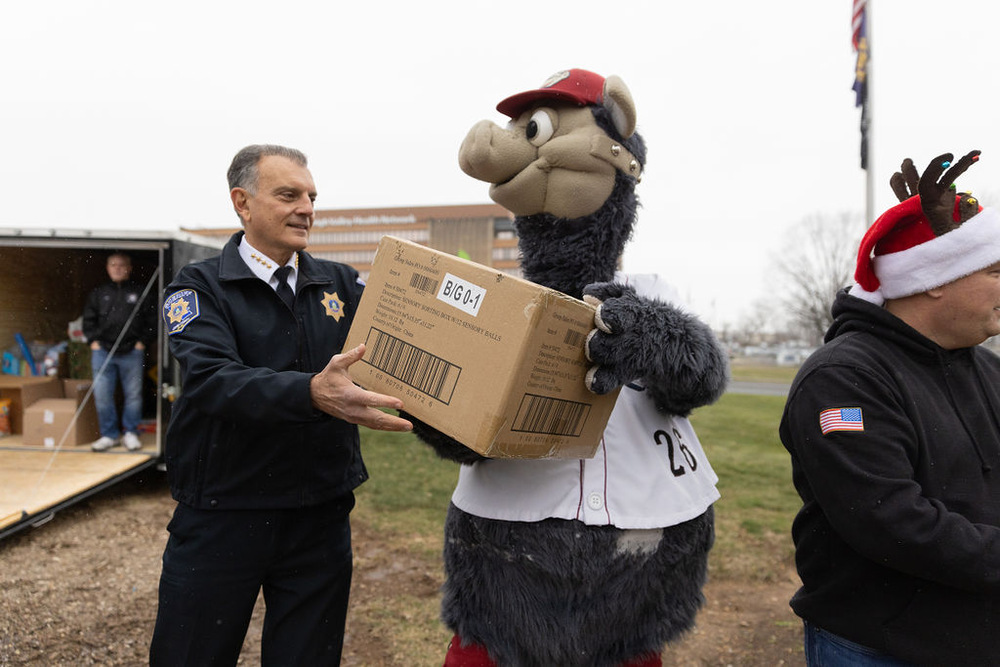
[851,0,867,51]
[852,0,869,169]
[819,407,865,434]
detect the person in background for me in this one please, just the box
[82,251,155,452]
[149,144,412,666]
[780,150,1000,666]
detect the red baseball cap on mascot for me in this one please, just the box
[496,69,606,118]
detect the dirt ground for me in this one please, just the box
[0,470,804,666]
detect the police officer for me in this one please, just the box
[149,144,412,666]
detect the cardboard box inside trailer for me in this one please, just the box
[23,396,100,448]
[0,376,64,434]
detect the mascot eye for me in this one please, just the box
[525,109,555,147]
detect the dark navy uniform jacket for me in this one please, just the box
[161,232,367,510]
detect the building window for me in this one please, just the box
[308,228,430,245]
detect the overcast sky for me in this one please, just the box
[2,1,997,327]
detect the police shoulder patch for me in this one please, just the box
[163,289,200,335]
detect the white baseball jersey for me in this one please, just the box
[451,273,720,529]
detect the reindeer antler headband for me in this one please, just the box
[852,150,1000,304]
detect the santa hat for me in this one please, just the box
[852,195,1000,304]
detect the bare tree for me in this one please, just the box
[771,211,865,344]
[734,298,783,343]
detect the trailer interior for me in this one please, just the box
[0,229,222,539]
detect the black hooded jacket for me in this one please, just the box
[780,288,1000,665]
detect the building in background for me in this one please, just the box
[184,204,518,280]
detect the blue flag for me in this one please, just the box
[852,0,869,169]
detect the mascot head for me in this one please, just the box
[458,68,645,220]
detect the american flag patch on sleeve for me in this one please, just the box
[819,407,865,434]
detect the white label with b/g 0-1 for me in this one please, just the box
[437,272,486,316]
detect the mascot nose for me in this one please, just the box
[458,119,534,184]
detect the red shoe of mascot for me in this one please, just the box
[404,69,730,667]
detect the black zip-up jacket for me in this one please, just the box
[162,232,367,510]
[779,288,1000,665]
[82,280,156,352]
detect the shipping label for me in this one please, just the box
[437,272,486,316]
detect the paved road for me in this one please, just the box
[727,381,790,396]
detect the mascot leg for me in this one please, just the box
[440,503,714,666]
[443,635,495,666]
[444,635,663,666]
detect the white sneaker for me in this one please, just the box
[122,432,142,452]
[91,436,118,452]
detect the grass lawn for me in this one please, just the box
[690,392,797,580]
[729,361,799,384]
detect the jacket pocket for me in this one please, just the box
[884,584,999,665]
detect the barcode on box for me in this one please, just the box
[410,272,438,294]
[512,394,591,436]
[563,329,585,347]
[364,327,460,403]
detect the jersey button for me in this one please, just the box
[587,492,603,510]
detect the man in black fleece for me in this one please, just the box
[780,151,1000,666]
[82,251,156,452]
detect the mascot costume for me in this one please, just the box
[404,69,730,666]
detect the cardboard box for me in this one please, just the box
[62,378,94,406]
[0,375,63,434]
[344,236,620,459]
[23,397,100,448]
[62,379,100,443]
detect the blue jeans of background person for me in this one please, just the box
[804,621,916,666]
[91,346,143,439]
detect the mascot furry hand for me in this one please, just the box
[408,69,729,667]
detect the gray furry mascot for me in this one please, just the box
[404,69,729,666]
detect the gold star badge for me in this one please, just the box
[322,291,345,321]
[167,297,190,324]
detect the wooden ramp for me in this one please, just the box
[0,438,157,536]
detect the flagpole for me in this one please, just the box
[865,0,875,225]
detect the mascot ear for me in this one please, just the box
[603,75,636,139]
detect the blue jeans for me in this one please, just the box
[91,347,144,439]
[804,621,916,666]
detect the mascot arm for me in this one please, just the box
[582,282,729,416]
[398,410,488,465]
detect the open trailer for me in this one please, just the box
[0,227,223,539]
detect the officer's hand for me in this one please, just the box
[310,344,413,432]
